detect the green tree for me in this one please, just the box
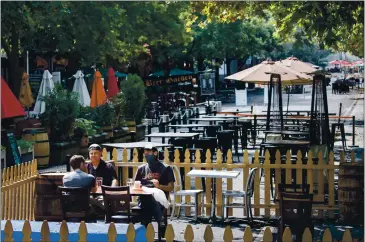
[191,1,364,57]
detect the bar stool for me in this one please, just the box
[331,123,346,151]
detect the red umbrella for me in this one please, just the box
[1,77,26,119]
[107,67,119,98]
[329,60,341,65]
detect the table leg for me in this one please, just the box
[173,127,177,133]
[148,137,151,142]
[210,177,217,222]
[162,137,165,143]
[234,127,239,158]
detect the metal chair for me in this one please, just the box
[170,165,203,221]
[221,167,258,221]
[59,186,95,222]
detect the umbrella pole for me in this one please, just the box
[286,87,290,114]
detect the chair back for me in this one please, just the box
[217,130,233,150]
[278,184,310,194]
[59,186,90,221]
[205,126,219,137]
[101,185,131,222]
[245,168,258,197]
[279,192,313,237]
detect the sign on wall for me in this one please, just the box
[144,74,196,87]
[200,72,215,95]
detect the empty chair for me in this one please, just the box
[278,192,314,242]
[221,168,258,221]
[102,185,132,223]
[59,186,94,222]
[170,165,203,221]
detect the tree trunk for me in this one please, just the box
[226,58,232,76]
[197,57,204,71]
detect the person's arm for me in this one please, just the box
[157,181,174,192]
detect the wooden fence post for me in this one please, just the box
[40,220,50,242]
[216,149,223,217]
[4,220,14,242]
[165,224,175,242]
[145,223,155,242]
[122,148,128,185]
[132,148,139,179]
[173,149,181,216]
[307,151,314,194]
[342,229,353,242]
[195,149,203,215]
[2,167,7,220]
[204,225,213,242]
[9,166,14,220]
[243,150,250,217]
[102,148,108,160]
[253,150,260,216]
[302,227,312,242]
[22,220,32,242]
[322,228,332,242]
[205,149,212,216]
[264,150,271,216]
[262,227,273,242]
[184,149,191,216]
[296,150,303,188]
[107,222,117,242]
[275,149,281,216]
[226,149,233,217]
[223,225,233,242]
[317,151,325,218]
[184,224,194,242]
[285,150,292,185]
[282,227,292,242]
[126,223,135,242]
[59,220,69,242]
[78,221,87,242]
[243,226,253,242]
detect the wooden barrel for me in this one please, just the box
[338,163,364,224]
[22,128,50,169]
[34,173,65,221]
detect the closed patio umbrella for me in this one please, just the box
[33,70,55,115]
[1,77,26,119]
[107,67,119,98]
[18,72,34,109]
[72,70,91,107]
[90,70,107,108]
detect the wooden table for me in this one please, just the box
[145,132,200,143]
[168,124,221,133]
[187,170,240,221]
[92,187,153,196]
[263,130,310,140]
[102,142,171,149]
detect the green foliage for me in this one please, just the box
[119,74,146,124]
[39,84,80,142]
[17,139,34,151]
[78,104,116,128]
[192,1,364,57]
[1,145,6,151]
[74,118,98,136]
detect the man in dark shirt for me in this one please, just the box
[87,144,118,187]
[134,144,175,228]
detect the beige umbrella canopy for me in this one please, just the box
[225,60,311,85]
[277,57,318,74]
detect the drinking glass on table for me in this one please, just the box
[126,178,133,188]
[96,177,103,188]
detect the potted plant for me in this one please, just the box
[39,84,80,142]
[90,102,116,139]
[119,74,146,134]
[17,139,34,162]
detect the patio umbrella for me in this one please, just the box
[18,72,34,109]
[107,67,119,98]
[278,57,318,74]
[277,57,317,112]
[226,60,311,131]
[33,70,55,115]
[1,77,26,119]
[90,70,107,108]
[225,60,311,85]
[72,70,90,107]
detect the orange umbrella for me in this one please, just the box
[90,71,107,108]
[18,72,34,108]
[1,76,26,119]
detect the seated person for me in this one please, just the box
[134,144,175,227]
[86,144,118,187]
[63,155,95,188]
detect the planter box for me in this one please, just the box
[18,147,34,163]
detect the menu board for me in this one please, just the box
[200,72,216,95]
[28,74,43,99]
[1,130,21,166]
